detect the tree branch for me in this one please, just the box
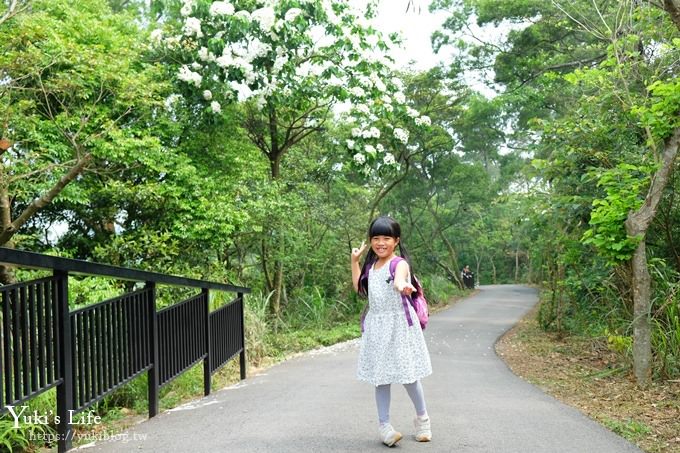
[0,0,29,26]
[0,153,92,245]
[626,127,680,236]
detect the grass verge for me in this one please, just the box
[496,304,680,453]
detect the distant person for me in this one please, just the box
[351,216,432,446]
[461,265,474,289]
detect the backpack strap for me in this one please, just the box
[361,256,415,332]
[359,257,377,333]
[389,256,414,328]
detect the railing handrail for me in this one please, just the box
[0,247,250,293]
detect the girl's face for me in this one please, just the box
[371,235,399,259]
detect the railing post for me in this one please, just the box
[55,270,73,453]
[202,288,211,396]
[146,281,159,418]
[238,292,246,380]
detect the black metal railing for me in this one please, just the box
[0,248,250,453]
[1,276,61,410]
[158,291,206,387]
[210,297,244,375]
[70,287,153,413]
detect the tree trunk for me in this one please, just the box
[663,0,680,31]
[0,165,16,284]
[624,127,680,387]
[425,205,462,287]
[514,246,520,282]
[265,105,286,316]
[489,256,497,284]
[629,240,652,384]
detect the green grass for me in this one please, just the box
[602,418,652,442]
[266,322,361,358]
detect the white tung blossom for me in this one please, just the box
[353,153,366,165]
[349,86,365,97]
[351,128,362,138]
[393,128,409,144]
[209,1,235,17]
[355,104,370,115]
[383,152,396,165]
[346,139,355,150]
[284,8,303,21]
[391,77,404,90]
[234,10,251,21]
[393,91,406,104]
[248,39,272,60]
[203,90,213,100]
[150,29,163,44]
[216,54,233,68]
[273,55,288,73]
[327,75,344,87]
[164,35,181,49]
[198,47,209,61]
[406,107,420,118]
[229,81,253,101]
[183,17,203,38]
[180,0,195,16]
[164,94,182,111]
[177,65,202,87]
[415,115,431,126]
[251,7,276,32]
[211,101,222,113]
[365,144,376,155]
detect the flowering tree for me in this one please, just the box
[152,0,432,314]
[153,0,431,179]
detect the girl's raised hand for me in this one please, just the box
[396,281,416,296]
[351,240,367,263]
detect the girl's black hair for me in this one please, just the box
[358,216,416,297]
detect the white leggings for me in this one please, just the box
[375,380,427,425]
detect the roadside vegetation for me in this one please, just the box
[1,0,679,451]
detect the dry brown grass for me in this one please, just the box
[496,306,680,453]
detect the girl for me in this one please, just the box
[351,216,432,446]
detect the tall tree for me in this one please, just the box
[152,0,433,313]
[0,0,164,282]
[432,0,680,385]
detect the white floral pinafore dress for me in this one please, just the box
[357,262,432,386]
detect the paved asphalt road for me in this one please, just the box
[86,285,642,453]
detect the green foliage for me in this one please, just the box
[582,164,651,264]
[606,329,633,356]
[602,418,652,442]
[67,276,122,309]
[632,78,680,140]
[648,261,680,379]
[419,274,465,305]
[0,389,56,452]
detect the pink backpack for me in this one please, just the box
[360,256,429,331]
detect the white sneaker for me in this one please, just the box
[414,415,431,442]
[379,423,403,447]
